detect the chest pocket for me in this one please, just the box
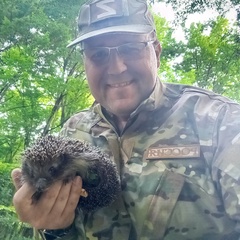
[139,169,185,240]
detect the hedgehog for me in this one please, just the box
[21,135,121,213]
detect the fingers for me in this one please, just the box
[50,176,83,228]
[61,176,83,217]
[12,182,36,222]
[12,175,83,230]
[11,168,23,190]
[30,176,83,229]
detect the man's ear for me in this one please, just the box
[154,40,162,68]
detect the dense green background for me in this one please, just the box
[0,0,239,239]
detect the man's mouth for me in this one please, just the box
[108,81,132,88]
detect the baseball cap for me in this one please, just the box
[67,0,156,47]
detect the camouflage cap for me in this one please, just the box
[67,0,156,47]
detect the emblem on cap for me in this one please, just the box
[90,0,124,23]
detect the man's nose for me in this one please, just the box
[107,50,127,75]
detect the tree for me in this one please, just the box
[0,0,92,162]
[175,17,240,101]
[152,12,185,82]
[150,0,240,25]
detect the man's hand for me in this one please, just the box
[11,168,82,230]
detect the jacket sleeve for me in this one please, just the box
[211,102,240,233]
[40,226,77,240]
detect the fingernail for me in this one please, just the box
[80,189,88,198]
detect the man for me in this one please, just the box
[12,0,240,239]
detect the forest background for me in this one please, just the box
[0,0,239,239]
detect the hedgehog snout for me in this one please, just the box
[35,178,48,191]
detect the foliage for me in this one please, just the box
[176,17,240,101]
[0,0,93,163]
[151,12,184,82]
[0,205,33,240]
[0,162,34,239]
[0,162,19,206]
[151,0,240,25]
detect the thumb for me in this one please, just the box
[11,168,23,190]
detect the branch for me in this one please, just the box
[42,92,66,136]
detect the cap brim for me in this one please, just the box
[67,25,153,47]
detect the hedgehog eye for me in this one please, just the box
[48,166,57,176]
[61,153,69,163]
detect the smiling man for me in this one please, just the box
[82,32,161,131]
[12,0,240,239]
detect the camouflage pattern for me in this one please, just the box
[59,79,240,240]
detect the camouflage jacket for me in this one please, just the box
[58,79,240,240]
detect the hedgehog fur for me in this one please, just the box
[21,135,121,212]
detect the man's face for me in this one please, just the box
[82,33,161,119]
